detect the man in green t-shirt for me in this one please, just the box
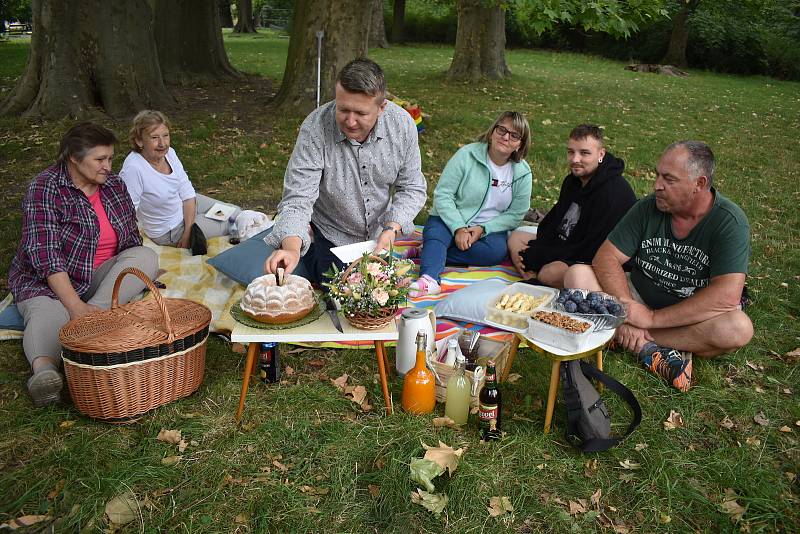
[564,141,753,392]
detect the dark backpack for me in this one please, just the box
[560,360,642,453]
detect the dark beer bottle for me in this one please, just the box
[478,360,502,441]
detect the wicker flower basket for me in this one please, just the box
[345,306,398,330]
[338,254,398,330]
[59,268,211,423]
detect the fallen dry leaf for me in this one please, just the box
[784,347,800,361]
[779,426,792,433]
[659,513,671,524]
[753,412,769,426]
[422,441,464,476]
[300,485,329,496]
[635,443,648,451]
[754,385,766,393]
[745,436,761,447]
[487,496,514,517]
[411,489,448,516]
[619,459,641,470]
[720,488,746,522]
[663,410,684,430]
[178,439,189,453]
[796,420,800,427]
[234,513,249,524]
[0,515,51,530]
[720,416,736,430]
[105,492,139,525]
[785,472,796,483]
[584,459,598,478]
[331,374,349,390]
[619,473,635,482]
[613,525,630,534]
[368,484,380,497]
[47,479,66,500]
[157,429,182,445]
[348,385,368,405]
[285,366,294,376]
[568,499,587,515]
[590,488,602,508]
[745,360,764,372]
[782,388,793,395]
[432,416,461,429]
[161,455,182,466]
[59,420,76,429]
[272,460,288,472]
[506,373,522,383]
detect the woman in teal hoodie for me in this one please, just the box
[410,111,532,297]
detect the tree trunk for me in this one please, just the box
[233,0,256,33]
[219,0,233,28]
[661,0,699,68]
[391,0,405,43]
[447,0,510,82]
[0,0,173,119]
[369,0,389,48]
[272,0,370,116]
[154,0,242,83]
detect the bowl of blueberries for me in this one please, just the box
[552,288,626,331]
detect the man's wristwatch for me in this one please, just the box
[382,224,398,236]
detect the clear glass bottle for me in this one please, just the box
[444,353,471,425]
[443,338,460,365]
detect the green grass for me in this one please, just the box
[1,31,799,532]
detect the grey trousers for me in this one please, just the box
[17,246,159,366]
[149,194,241,245]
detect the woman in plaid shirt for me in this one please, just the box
[8,122,159,408]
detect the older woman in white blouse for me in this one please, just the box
[120,110,243,255]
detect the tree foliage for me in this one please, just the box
[511,0,669,39]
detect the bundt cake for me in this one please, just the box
[241,272,316,324]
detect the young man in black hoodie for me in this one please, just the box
[508,125,636,287]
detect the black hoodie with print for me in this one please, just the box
[521,152,636,272]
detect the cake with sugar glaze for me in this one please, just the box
[241,272,316,324]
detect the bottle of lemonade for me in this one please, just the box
[444,351,471,425]
[401,330,436,414]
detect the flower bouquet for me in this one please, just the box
[324,252,414,329]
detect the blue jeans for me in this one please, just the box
[419,215,509,282]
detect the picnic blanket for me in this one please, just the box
[0,227,517,347]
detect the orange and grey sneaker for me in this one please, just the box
[639,344,693,392]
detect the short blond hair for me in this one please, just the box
[477,111,531,163]
[129,110,171,152]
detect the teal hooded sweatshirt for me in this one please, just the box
[430,142,532,235]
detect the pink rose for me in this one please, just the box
[372,288,389,306]
[398,277,412,288]
[348,272,363,284]
[366,262,382,276]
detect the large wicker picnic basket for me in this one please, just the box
[59,268,211,423]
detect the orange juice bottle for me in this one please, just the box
[401,330,436,414]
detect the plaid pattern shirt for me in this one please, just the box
[8,163,142,303]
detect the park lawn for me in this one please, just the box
[0,30,798,533]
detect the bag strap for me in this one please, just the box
[560,361,585,449]
[565,361,643,453]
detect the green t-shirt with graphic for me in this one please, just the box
[608,190,750,310]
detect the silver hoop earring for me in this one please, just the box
[598,157,603,163]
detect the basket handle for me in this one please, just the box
[341,253,389,280]
[111,267,175,343]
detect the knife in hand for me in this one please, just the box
[325,296,344,333]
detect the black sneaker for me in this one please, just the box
[189,223,207,256]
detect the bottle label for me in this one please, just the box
[485,372,496,382]
[478,403,498,426]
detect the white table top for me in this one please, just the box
[520,326,615,357]
[231,312,399,343]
